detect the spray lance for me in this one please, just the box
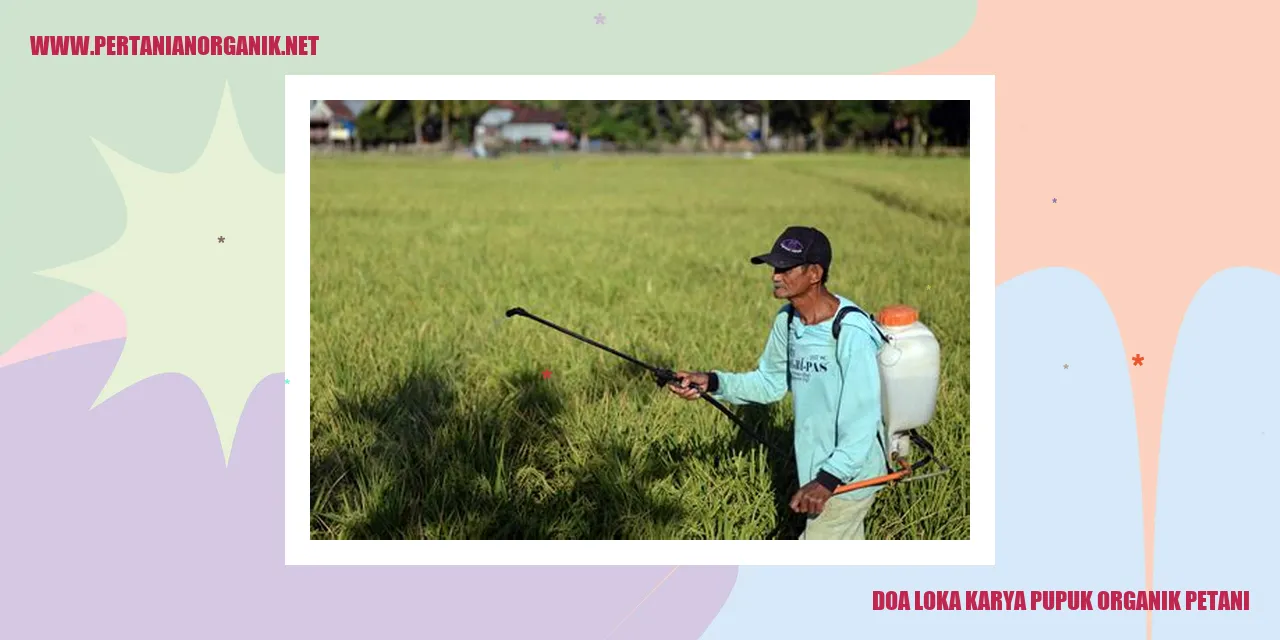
[505,307,783,459]
[504,307,948,495]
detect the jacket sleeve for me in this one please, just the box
[814,324,883,488]
[707,309,790,406]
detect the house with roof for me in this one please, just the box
[476,101,570,148]
[309,100,358,144]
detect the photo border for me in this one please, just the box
[285,75,995,565]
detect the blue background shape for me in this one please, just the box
[1152,267,1278,636]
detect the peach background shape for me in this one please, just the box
[894,0,1280,596]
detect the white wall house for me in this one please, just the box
[309,100,357,144]
[477,103,567,146]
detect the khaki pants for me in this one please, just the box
[799,493,876,540]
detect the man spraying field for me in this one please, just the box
[667,226,889,540]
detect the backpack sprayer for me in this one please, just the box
[504,304,950,495]
[812,303,953,494]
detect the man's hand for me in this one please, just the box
[790,481,834,515]
[667,371,709,400]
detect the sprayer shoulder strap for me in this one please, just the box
[786,304,887,371]
[784,305,793,391]
[834,305,889,342]
[832,305,890,370]
[785,304,882,340]
[831,306,857,342]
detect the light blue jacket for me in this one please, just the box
[709,295,888,501]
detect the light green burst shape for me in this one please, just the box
[38,82,283,462]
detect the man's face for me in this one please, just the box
[771,263,820,299]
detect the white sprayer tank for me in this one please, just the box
[875,305,941,466]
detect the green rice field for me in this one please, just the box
[310,152,970,540]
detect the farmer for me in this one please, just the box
[666,226,887,540]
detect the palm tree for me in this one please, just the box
[438,101,457,149]
[808,101,838,152]
[649,101,665,149]
[563,101,600,153]
[438,100,488,150]
[369,100,430,145]
[889,100,933,153]
[701,101,721,151]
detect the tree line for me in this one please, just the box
[351,100,970,153]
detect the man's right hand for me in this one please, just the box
[667,371,710,400]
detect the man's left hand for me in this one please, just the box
[790,481,834,515]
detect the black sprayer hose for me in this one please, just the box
[505,307,787,459]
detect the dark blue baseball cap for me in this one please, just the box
[750,226,832,271]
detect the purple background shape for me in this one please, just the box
[0,339,738,639]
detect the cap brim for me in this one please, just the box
[750,253,804,268]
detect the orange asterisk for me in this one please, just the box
[1132,354,1144,366]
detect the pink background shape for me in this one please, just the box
[0,293,126,368]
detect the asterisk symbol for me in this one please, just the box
[218,236,225,243]
[594,13,606,24]
[1132,354,1144,366]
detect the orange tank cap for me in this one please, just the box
[877,305,918,326]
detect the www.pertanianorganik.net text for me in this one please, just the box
[30,35,319,56]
